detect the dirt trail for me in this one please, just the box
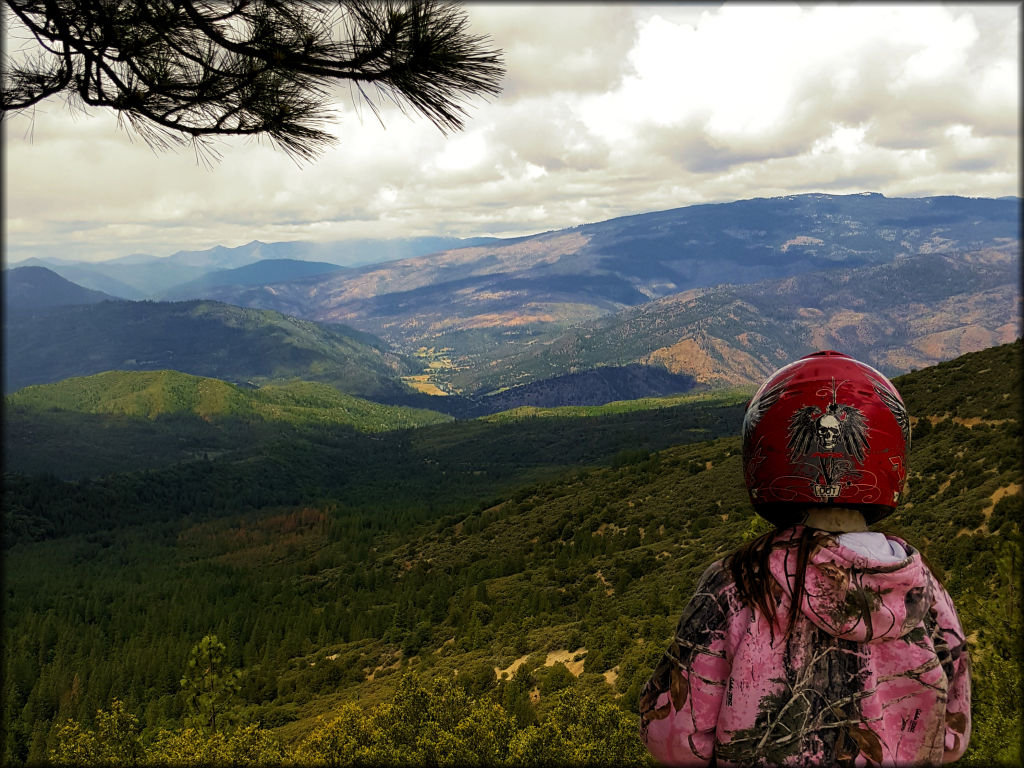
[544,648,586,677]
[494,654,531,679]
[983,483,1021,517]
[494,648,588,679]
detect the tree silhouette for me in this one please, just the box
[2,0,504,161]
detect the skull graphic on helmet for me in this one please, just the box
[816,414,841,451]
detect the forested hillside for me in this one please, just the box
[3,387,748,535]
[3,371,451,478]
[1,342,1020,766]
[2,300,416,398]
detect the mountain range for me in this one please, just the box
[193,193,1019,351]
[4,192,1019,410]
[10,236,506,299]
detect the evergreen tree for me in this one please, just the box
[179,635,241,734]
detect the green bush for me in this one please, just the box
[293,673,517,766]
[50,703,284,767]
[508,688,652,766]
[51,700,143,766]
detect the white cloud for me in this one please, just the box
[812,125,870,157]
[3,3,1019,264]
[464,4,642,98]
[432,131,490,173]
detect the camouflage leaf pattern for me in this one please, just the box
[639,527,971,767]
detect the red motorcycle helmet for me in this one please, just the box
[742,350,911,526]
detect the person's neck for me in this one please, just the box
[802,507,868,533]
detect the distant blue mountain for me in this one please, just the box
[11,259,145,300]
[4,266,121,308]
[9,236,506,298]
[152,237,504,270]
[10,257,205,299]
[156,259,349,300]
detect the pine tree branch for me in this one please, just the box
[1,0,504,160]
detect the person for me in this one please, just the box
[639,350,971,766]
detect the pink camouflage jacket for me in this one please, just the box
[639,527,971,766]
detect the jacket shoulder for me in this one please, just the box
[695,557,735,593]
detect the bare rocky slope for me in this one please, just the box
[445,247,1020,393]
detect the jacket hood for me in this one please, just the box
[768,526,934,643]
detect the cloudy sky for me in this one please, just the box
[3,2,1020,264]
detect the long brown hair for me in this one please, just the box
[727,526,834,641]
